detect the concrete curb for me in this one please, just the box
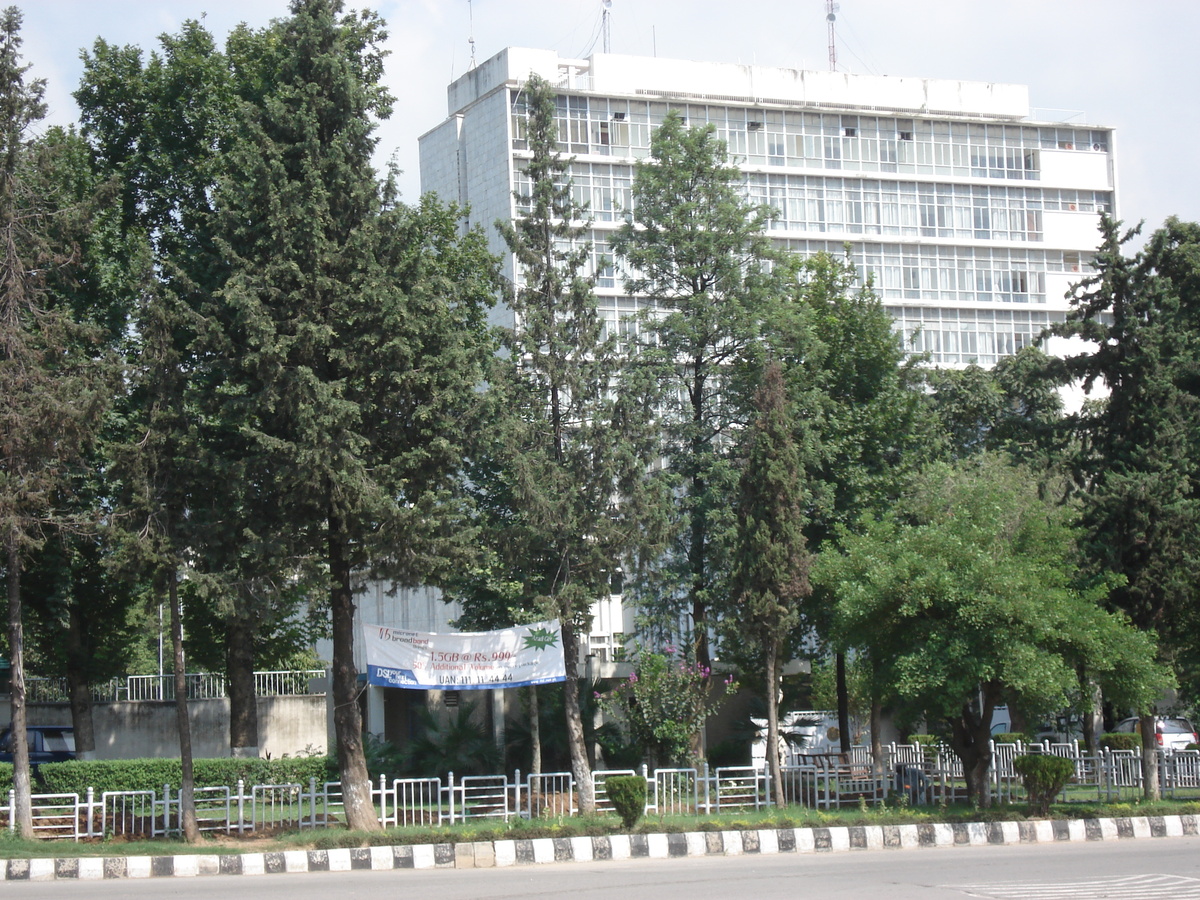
[4,814,1197,881]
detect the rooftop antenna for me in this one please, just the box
[468,0,477,69]
[602,0,612,54]
[826,0,839,72]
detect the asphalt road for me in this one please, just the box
[6,837,1200,899]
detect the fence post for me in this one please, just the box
[7,789,12,832]
[309,777,318,829]
[163,784,172,835]
[702,762,711,815]
[513,768,521,819]
[378,774,387,828]
[86,787,95,840]
[237,779,245,836]
[447,772,455,825]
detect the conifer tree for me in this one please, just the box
[214,0,495,829]
[611,113,784,669]
[461,74,662,812]
[0,8,110,836]
[727,362,812,807]
[1049,215,1200,798]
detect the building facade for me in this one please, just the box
[419,47,1115,367]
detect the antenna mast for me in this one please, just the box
[826,0,839,72]
[468,0,477,69]
[602,0,612,53]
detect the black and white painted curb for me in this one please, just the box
[5,815,1198,881]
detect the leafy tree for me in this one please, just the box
[212,0,495,829]
[726,361,812,806]
[815,454,1165,806]
[453,73,662,812]
[779,251,934,756]
[0,8,111,837]
[611,112,786,669]
[598,648,734,768]
[925,346,1065,467]
[1047,215,1200,797]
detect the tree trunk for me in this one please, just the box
[836,652,851,755]
[529,685,542,775]
[949,685,999,808]
[560,618,595,813]
[65,603,97,760]
[170,572,200,843]
[765,640,785,807]
[869,697,883,776]
[1081,676,1102,756]
[227,604,259,758]
[7,532,32,837]
[328,514,379,831]
[1140,711,1160,800]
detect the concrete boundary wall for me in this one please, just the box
[13,696,327,760]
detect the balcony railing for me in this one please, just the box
[23,670,326,703]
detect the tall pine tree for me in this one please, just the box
[214,0,494,829]
[455,74,662,811]
[727,361,812,808]
[611,112,785,669]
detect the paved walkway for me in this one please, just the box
[5,814,1198,881]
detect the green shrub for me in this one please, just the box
[604,775,647,830]
[993,733,1029,745]
[1012,755,1075,817]
[1099,732,1141,752]
[906,734,938,747]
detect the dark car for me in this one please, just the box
[0,725,76,765]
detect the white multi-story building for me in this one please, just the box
[419,47,1115,367]
[413,47,1114,675]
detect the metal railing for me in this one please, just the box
[24,670,326,703]
[6,746,1200,840]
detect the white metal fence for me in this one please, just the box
[5,743,1198,840]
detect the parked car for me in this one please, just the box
[1111,716,1198,752]
[0,725,76,765]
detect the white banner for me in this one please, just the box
[362,620,566,690]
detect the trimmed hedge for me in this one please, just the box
[993,733,1029,745]
[30,756,335,796]
[1099,732,1141,752]
[605,775,647,830]
[1013,754,1075,817]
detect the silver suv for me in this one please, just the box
[1111,716,1198,752]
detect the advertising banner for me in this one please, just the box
[362,620,566,690]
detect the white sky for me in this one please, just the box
[18,0,1200,239]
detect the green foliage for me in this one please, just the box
[401,703,499,781]
[816,453,1166,804]
[1099,732,1142,751]
[1012,754,1076,817]
[612,110,788,668]
[599,649,736,767]
[1049,216,1200,703]
[907,734,939,748]
[604,775,647,830]
[34,756,334,796]
[993,733,1030,745]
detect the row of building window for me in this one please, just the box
[514,162,1111,244]
[891,307,1064,366]
[512,90,1111,183]
[586,291,1060,368]
[575,238,1093,306]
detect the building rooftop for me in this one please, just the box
[446,47,1031,122]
